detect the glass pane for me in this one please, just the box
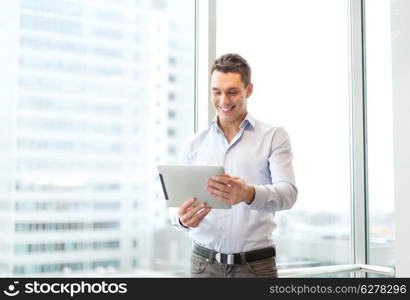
[365,0,395,276]
[217,0,351,274]
[0,0,195,276]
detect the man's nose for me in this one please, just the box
[220,93,230,105]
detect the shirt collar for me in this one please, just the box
[210,113,256,132]
[240,113,256,129]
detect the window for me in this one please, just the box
[365,0,395,274]
[0,0,194,276]
[168,92,176,101]
[168,110,176,118]
[169,56,177,65]
[167,128,176,137]
[217,0,351,272]
[168,74,176,83]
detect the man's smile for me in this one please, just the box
[219,105,236,113]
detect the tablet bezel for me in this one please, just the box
[157,164,231,209]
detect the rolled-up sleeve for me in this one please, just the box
[248,127,298,212]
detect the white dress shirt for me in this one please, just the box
[170,113,297,254]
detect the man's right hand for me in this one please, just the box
[178,197,211,228]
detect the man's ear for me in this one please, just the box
[246,83,253,98]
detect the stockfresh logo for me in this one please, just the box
[3,281,127,297]
[3,281,20,297]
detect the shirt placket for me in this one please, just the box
[216,129,229,252]
[218,126,246,253]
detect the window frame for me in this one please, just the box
[200,0,372,277]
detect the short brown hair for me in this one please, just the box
[210,53,252,87]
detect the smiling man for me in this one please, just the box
[171,53,298,278]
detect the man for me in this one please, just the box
[170,53,297,278]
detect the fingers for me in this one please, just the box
[208,188,232,203]
[207,179,231,193]
[211,175,234,186]
[185,207,212,227]
[184,202,207,220]
[178,197,196,215]
[206,177,235,204]
[180,202,211,227]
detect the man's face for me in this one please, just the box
[211,71,253,125]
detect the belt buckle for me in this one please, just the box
[227,254,234,265]
[215,252,234,265]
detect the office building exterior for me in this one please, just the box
[0,0,194,276]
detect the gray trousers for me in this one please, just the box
[190,252,278,278]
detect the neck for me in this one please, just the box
[217,113,247,141]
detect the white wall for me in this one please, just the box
[391,0,410,277]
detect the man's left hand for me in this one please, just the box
[206,174,255,205]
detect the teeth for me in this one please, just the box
[221,107,233,112]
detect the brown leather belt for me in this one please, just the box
[193,243,276,265]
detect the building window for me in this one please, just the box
[169,56,176,65]
[168,74,176,83]
[168,110,176,118]
[167,128,176,137]
[168,92,176,101]
[1,0,194,277]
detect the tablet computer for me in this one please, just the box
[157,165,231,209]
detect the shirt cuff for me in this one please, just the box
[178,217,190,229]
[169,208,191,232]
[247,185,274,211]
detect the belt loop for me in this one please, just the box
[208,249,215,264]
[240,252,247,265]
